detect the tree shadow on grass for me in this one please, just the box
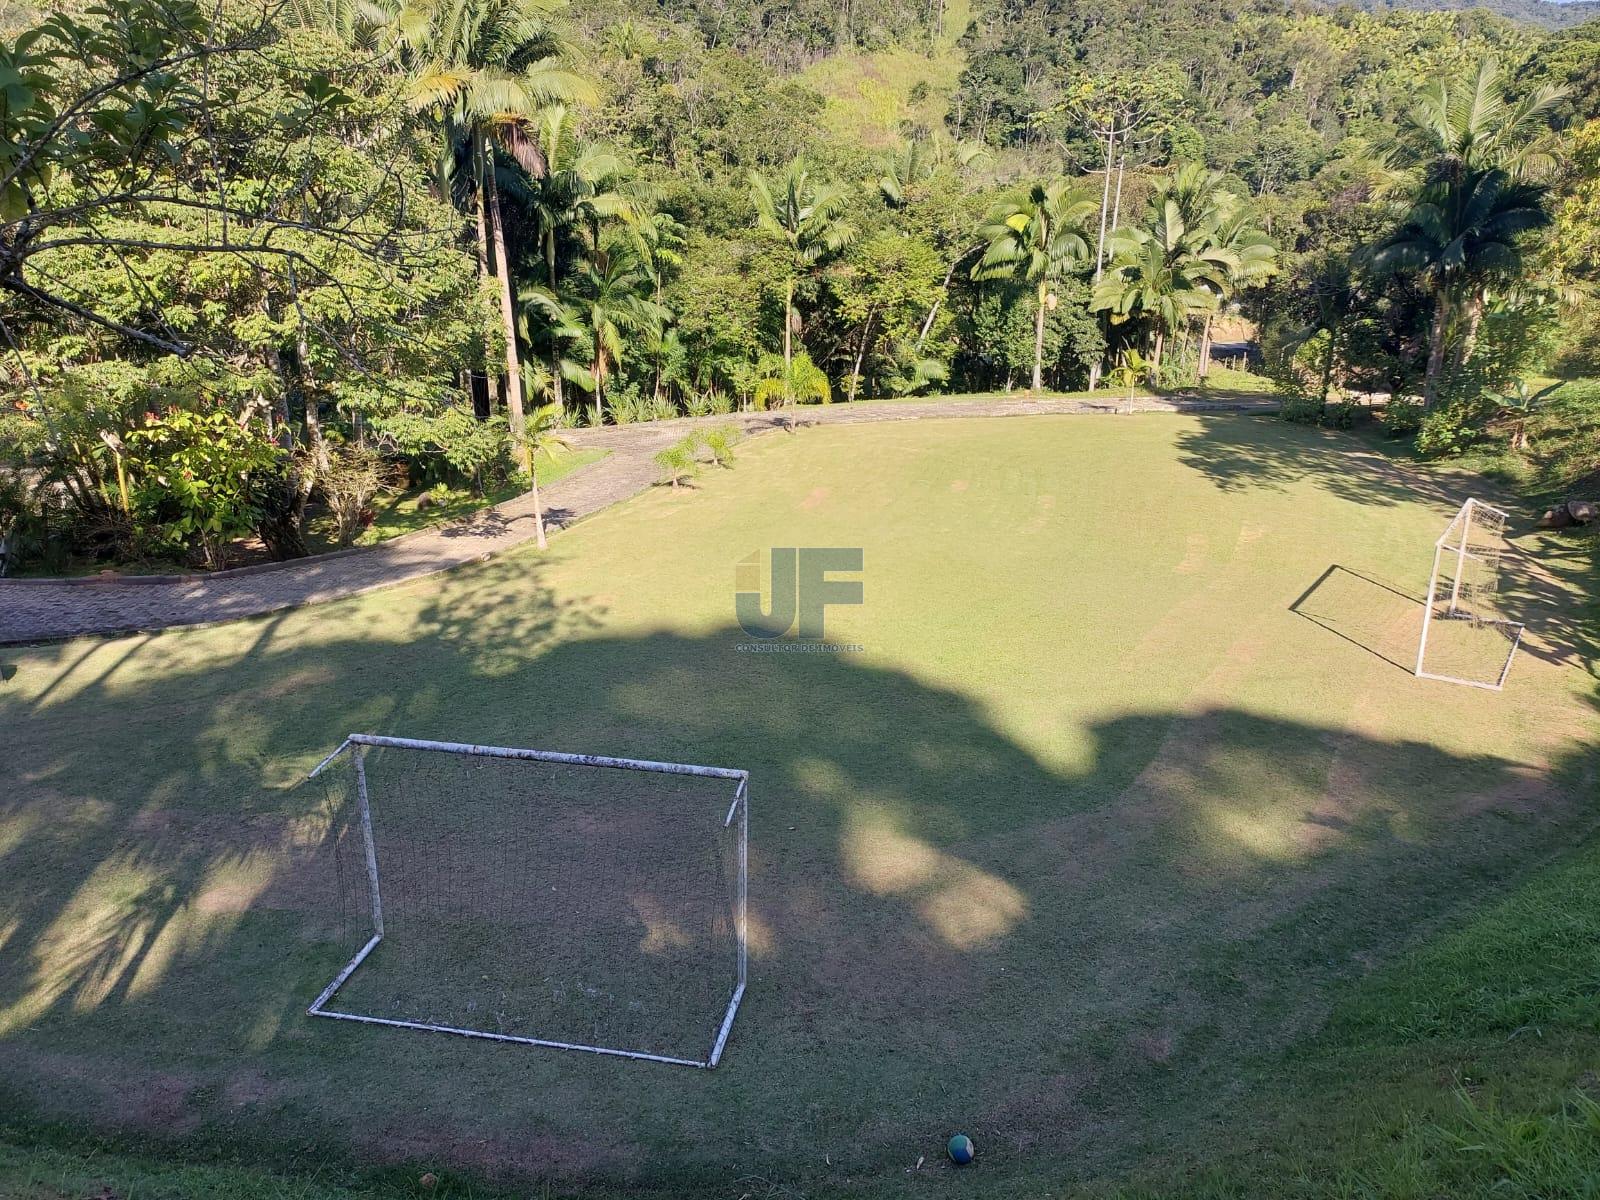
[1176,418,1600,683]
[0,583,1597,1193]
[1174,417,1474,509]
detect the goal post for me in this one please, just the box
[306,734,749,1069]
[1415,498,1525,691]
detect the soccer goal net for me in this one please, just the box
[306,734,748,1068]
[1415,498,1525,691]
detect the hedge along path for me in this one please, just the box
[0,393,1273,645]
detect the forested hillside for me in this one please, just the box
[1350,0,1600,28]
[1,0,1598,572]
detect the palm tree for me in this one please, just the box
[567,245,668,423]
[1371,57,1566,194]
[877,133,989,208]
[1360,59,1564,409]
[395,0,591,473]
[518,104,632,412]
[1365,167,1551,407]
[522,105,631,292]
[973,181,1096,392]
[1092,194,1234,384]
[1146,164,1276,376]
[1197,215,1277,378]
[749,160,855,402]
[524,402,568,548]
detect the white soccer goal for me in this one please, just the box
[1415,498,1525,691]
[306,734,748,1068]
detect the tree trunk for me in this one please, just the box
[1032,279,1047,393]
[545,228,564,412]
[850,305,876,403]
[783,275,794,369]
[593,337,607,424]
[293,327,331,479]
[1094,128,1115,282]
[485,145,530,475]
[783,274,796,405]
[1319,320,1338,403]
[1422,288,1450,411]
[473,148,508,416]
[1456,288,1486,371]
[1110,152,1125,233]
[1199,310,1215,379]
[916,256,964,351]
[1150,328,1164,386]
[531,461,547,549]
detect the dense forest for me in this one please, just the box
[1,0,1597,570]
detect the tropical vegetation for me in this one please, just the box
[1,0,1597,573]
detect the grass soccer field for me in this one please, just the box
[2,413,1597,1196]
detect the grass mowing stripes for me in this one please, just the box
[1,413,1595,1198]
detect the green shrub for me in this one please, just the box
[685,387,733,418]
[125,408,285,569]
[607,386,645,424]
[1415,407,1479,457]
[0,471,65,575]
[1157,354,1199,390]
[1324,400,1361,429]
[1380,397,1425,437]
[1280,393,1326,425]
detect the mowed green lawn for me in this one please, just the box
[2,414,1597,1197]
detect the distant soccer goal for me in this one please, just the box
[1415,498,1525,691]
[306,734,748,1068]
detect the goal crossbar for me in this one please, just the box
[306,733,750,1069]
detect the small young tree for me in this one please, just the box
[701,424,741,468]
[752,351,830,430]
[525,402,569,549]
[653,433,702,489]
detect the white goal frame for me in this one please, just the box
[305,733,749,1069]
[1414,498,1525,691]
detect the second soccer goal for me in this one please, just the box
[1415,498,1525,691]
[306,734,749,1068]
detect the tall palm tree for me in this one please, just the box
[749,160,855,401]
[973,181,1096,392]
[1093,195,1235,384]
[1372,57,1566,194]
[1361,58,1564,408]
[522,105,631,293]
[395,0,590,473]
[516,104,631,413]
[567,244,668,423]
[1145,166,1277,378]
[1365,167,1551,408]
